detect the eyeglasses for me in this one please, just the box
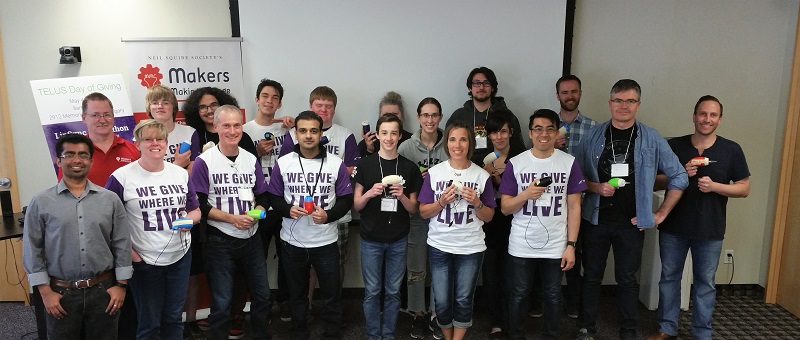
[531,126,557,134]
[150,100,173,107]
[86,113,114,120]
[610,98,639,106]
[419,113,441,120]
[471,81,492,88]
[140,137,166,143]
[59,152,91,160]
[199,102,220,113]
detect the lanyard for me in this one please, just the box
[378,152,399,196]
[472,105,491,132]
[609,125,635,164]
[297,154,325,198]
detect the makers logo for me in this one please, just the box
[137,64,163,88]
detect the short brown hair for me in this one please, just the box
[145,85,178,121]
[309,86,337,107]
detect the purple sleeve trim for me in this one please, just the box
[267,161,284,196]
[190,158,210,195]
[567,160,587,194]
[418,174,434,203]
[279,131,294,157]
[344,134,360,167]
[480,177,497,208]
[104,176,125,201]
[498,161,518,196]
[190,131,201,161]
[335,162,354,195]
[185,178,200,211]
[253,161,269,195]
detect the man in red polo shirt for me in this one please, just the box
[58,92,139,185]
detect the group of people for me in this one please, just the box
[22,66,750,340]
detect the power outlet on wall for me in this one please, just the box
[724,250,734,264]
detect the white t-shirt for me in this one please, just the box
[498,149,586,259]
[165,124,199,164]
[243,120,289,184]
[279,123,359,223]
[106,161,200,266]
[191,146,269,239]
[418,161,495,254]
[268,151,353,248]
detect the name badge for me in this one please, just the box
[238,188,254,202]
[381,197,398,212]
[611,163,629,177]
[475,136,488,149]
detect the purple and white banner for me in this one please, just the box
[30,74,135,175]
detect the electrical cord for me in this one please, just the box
[728,253,735,286]
[6,238,29,305]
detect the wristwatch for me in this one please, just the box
[115,282,128,289]
[566,241,577,247]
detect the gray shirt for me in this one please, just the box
[23,180,132,287]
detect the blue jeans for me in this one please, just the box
[578,220,644,336]
[129,248,191,340]
[507,256,563,340]
[281,240,341,340]
[657,231,722,340]
[205,232,272,340]
[428,246,483,329]
[361,237,407,340]
[45,279,119,340]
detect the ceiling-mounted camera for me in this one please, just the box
[59,46,82,64]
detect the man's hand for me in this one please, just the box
[593,182,616,197]
[229,214,256,229]
[276,116,295,129]
[173,149,191,168]
[653,210,668,225]
[561,247,575,271]
[685,161,698,177]
[131,249,142,263]
[256,139,276,157]
[555,134,566,148]
[698,176,715,193]
[522,183,547,201]
[366,183,386,199]
[362,131,377,153]
[311,205,328,224]
[105,285,126,315]
[40,286,67,319]
[289,205,308,220]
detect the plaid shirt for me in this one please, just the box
[559,112,598,156]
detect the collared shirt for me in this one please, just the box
[57,134,139,186]
[559,112,598,155]
[23,180,132,286]
[574,120,688,228]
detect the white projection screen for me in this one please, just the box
[239,0,567,146]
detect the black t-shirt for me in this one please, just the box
[598,124,637,227]
[658,135,750,240]
[354,153,424,242]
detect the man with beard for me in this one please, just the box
[555,75,598,155]
[646,96,750,340]
[446,66,525,165]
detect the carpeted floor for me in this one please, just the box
[2,290,799,339]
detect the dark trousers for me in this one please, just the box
[45,280,120,340]
[259,213,289,303]
[281,241,342,340]
[578,220,644,336]
[507,257,563,340]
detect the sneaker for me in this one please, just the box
[565,303,578,319]
[280,302,291,322]
[488,330,505,339]
[429,317,444,340]
[576,328,594,340]
[184,320,205,340]
[410,316,426,339]
[527,304,543,318]
[228,314,245,340]
[197,319,210,331]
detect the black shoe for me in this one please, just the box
[429,317,444,340]
[488,330,505,339]
[183,321,205,340]
[280,302,291,322]
[527,304,543,318]
[410,316,426,339]
[565,303,578,319]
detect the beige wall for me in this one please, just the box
[572,0,799,285]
